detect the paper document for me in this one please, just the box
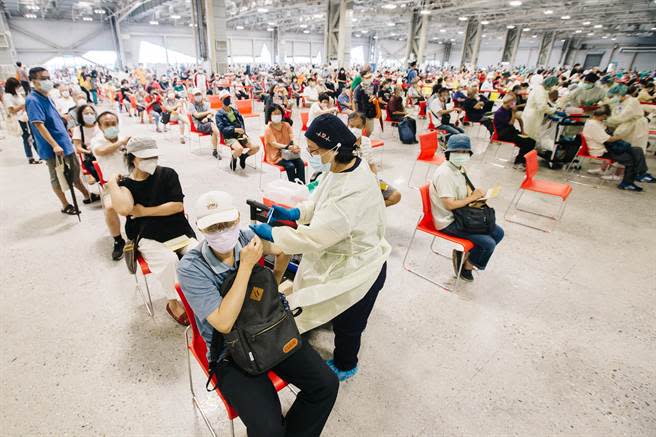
[481,185,501,200]
[163,235,193,252]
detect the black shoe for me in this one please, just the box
[452,250,463,276]
[212,149,218,159]
[230,157,237,171]
[460,269,474,282]
[112,238,125,261]
[83,192,101,204]
[239,154,247,169]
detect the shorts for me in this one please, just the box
[197,121,213,134]
[46,154,80,190]
[380,180,396,200]
[101,188,112,209]
[225,136,250,149]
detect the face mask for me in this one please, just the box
[610,96,621,105]
[362,78,372,86]
[103,126,119,139]
[271,115,283,123]
[449,152,470,167]
[309,155,330,172]
[223,97,231,106]
[168,93,175,100]
[581,83,594,90]
[39,79,53,93]
[61,91,70,98]
[204,225,240,253]
[83,114,96,125]
[349,127,363,139]
[136,157,158,175]
[194,95,203,103]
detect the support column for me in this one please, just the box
[501,27,521,64]
[442,42,452,66]
[0,11,17,75]
[406,8,429,65]
[605,43,618,70]
[109,16,126,70]
[324,0,352,67]
[191,0,207,64]
[367,34,377,64]
[536,31,555,67]
[272,27,280,65]
[460,18,482,67]
[206,0,228,74]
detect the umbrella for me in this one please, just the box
[61,156,81,222]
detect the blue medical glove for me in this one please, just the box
[249,223,273,242]
[267,205,301,222]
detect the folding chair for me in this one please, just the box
[427,111,437,131]
[208,95,221,110]
[134,254,155,317]
[408,130,445,188]
[187,114,211,153]
[77,153,101,195]
[418,100,427,119]
[300,111,309,131]
[175,284,291,437]
[235,99,260,118]
[484,122,517,166]
[462,113,486,139]
[403,184,474,292]
[564,134,618,188]
[258,135,308,190]
[505,150,573,232]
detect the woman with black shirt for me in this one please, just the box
[107,137,197,325]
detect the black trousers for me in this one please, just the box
[499,127,536,164]
[332,262,387,371]
[606,144,648,184]
[279,158,306,184]
[216,341,338,437]
[20,80,31,94]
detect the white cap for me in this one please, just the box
[191,88,202,95]
[194,191,239,230]
[218,89,231,100]
[126,137,159,158]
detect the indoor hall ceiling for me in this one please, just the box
[3,0,655,44]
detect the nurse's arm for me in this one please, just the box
[262,241,291,284]
[272,208,350,254]
[295,199,317,224]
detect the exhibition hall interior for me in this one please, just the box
[1,0,655,435]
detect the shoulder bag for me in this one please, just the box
[452,171,496,234]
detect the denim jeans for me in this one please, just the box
[18,120,36,159]
[605,141,648,184]
[437,124,464,139]
[442,223,504,270]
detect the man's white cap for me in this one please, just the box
[195,191,239,230]
[191,88,202,95]
[218,89,231,99]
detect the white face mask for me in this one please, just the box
[349,127,363,139]
[449,152,470,167]
[39,79,54,93]
[136,157,158,175]
[309,155,330,173]
[204,225,240,253]
[82,113,96,125]
[271,114,283,124]
[103,126,119,139]
[61,91,70,98]
[194,95,203,103]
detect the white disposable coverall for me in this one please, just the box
[272,160,391,333]
[522,85,557,143]
[607,96,649,151]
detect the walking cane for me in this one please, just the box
[61,156,81,222]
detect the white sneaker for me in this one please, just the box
[587,168,603,175]
[601,174,621,181]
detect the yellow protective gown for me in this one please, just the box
[522,85,557,141]
[272,160,391,333]
[607,96,649,151]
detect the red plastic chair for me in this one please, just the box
[187,113,211,153]
[408,130,446,188]
[427,111,436,131]
[208,95,221,109]
[258,135,307,190]
[175,283,290,437]
[235,99,260,118]
[403,184,474,292]
[418,100,427,119]
[565,134,617,188]
[505,150,573,232]
[129,254,155,317]
[91,161,107,186]
[484,122,517,166]
[300,111,309,131]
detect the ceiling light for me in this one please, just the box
[235,25,244,30]
[450,38,455,41]
[303,30,310,34]
[26,5,40,10]
[267,27,274,31]
[439,29,446,33]
[458,16,468,21]
[481,20,489,25]
[94,8,105,14]
[362,30,368,33]
[652,27,656,30]
[299,24,307,28]
[457,31,463,34]
[509,1,522,6]
[522,28,530,31]
[582,21,591,25]
[355,34,360,37]
[543,9,553,14]
[382,3,397,9]
[593,24,602,28]
[24,13,37,18]
[506,25,515,29]
[531,34,537,38]
[420,9,431,15]
[171,14,181,19]
[257,7,268,13]
[561,15,570,20]
[602,36,608,39]
[611,37,616,40]
[313,13,322,18]
[387,22,395,26]
[482,34,487,37]
[188,23,193,27]
[438,41,443,44]
[587,32,594,36]
[575,30,582,33]
[149,20,159,25]
[83,16,93,21]
[77,1,91,6]
[267,22,275,25]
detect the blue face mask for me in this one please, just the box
[309,155,330,173]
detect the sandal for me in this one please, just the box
[60,204,80,215]
[28,158,42,164]
[83,193,101,204]
[166,303,190,326]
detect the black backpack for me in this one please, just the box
[398,117,417,144]
[207,264,302,377]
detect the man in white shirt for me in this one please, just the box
[91,111,129,259]
[582,106,654,191]
[308,93,337,126]
[303,78,319,106]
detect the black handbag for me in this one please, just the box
[452,171,496,234]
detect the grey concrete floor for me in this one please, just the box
[1,102,655,437]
